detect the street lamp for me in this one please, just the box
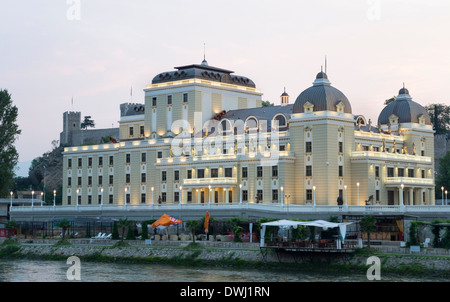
[76,189,80,208]
[280,186,284,207]
[344,185,348,207]
[124,187,128,208]
[100,188,104,208]
[10,191,13,208]
[151,187,154,205]
[442,186,445,203]
[446,190,448,205]
[53,190,56,207]
[32,190,35,207]
[40,192,44,206]
[180,186,183,204]
[400,183,404,207]
[239,184,242,205]
[313,186,316,207]
[356,182,360,205]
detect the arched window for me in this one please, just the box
[273,114,287,128]
[245,117,258,130]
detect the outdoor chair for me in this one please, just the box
[104,234,112,239]
[423,238,431,248]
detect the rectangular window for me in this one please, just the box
[98,195,102,205]
[187,191,192,203]
[376,190,380,201]
[98,156,103,166]
[306,142,312,153]
[167,95,172,105]
[68,158,72,168]
[257,190,263,202]
[88,157,92,167]
[338,166,343,177]
[306,165,312,177]
[197,169,205,179]
[187,170,192,179]
[67,196,71,205]
[88,176,92,186]
[88,195,92,205]
[141,193,146,204]
[78,177,82,186]
[152,97,157,107]
[243,190,248,201]
[78,196,81,205]
[272,189,278,201]
[339,142,343,153]
[408,169,414,178]
[140,126,145,136]
[68,177,72,186]
[126,194,130,204]
[109,195,113,204]
[257,166,263,178]
[157,151,163,159]
[126,174,130,183]
[421,169,425,179]
[109,175,114,185]
[129,127,134,136]
[272,165,278,177]
[398,168,404,177]
[211,168,218,178]
[174,170,179,181]
[225,167,232,178]
[126,154,131,164]
[109,156,114,166]
[421,150,425,156]
[183,93,188,103]
[162,171,167,181]
[387,167,394,177]
[141,152,146,163]
[162,192,167,202]
[375,166,380,178]
[78,158,82,167]
[279,145,286,151]
[141,173,146,183]
[174,192,179,203]
[242,167,248,178]
[306,189,313,201]
[98,175,103,186]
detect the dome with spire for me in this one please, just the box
[292,70,352,114]
[378,86,431,125]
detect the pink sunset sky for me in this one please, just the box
[1,0,449,175]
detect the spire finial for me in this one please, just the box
[325,55,327,74]
[203,43,206,61]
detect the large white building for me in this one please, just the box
[61,59,435,210]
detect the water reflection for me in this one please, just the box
[0,259,446,282]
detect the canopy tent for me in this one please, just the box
[260,219,353,248]
[150,214,182,228]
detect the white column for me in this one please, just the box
[225,188,229,204]
[420,189,425,205]
[197,189,201,204]
[239,184,242,204]
[399,184,404,209]
[409,188,414,206]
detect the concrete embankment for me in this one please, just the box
[1,238,450,277]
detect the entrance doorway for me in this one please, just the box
[388,191,395,205]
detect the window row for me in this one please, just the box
[152,93,189,107]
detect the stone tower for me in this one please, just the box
[60,111,81,146]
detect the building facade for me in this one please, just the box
[61,60,435,209]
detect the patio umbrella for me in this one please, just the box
[151,214,182,228]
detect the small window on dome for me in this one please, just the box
[418,114,426,125]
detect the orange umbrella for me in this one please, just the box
[151,214,182,228]
[204,211,210,234]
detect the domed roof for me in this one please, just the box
[292,71,352,114]
[377,86,431,125]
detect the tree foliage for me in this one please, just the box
[425,103,450,135]
[436,151,450,197]
[360,215,377,248]
[0,90,21,197]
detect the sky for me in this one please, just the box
[1,0,450,176]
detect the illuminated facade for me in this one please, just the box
[62,60,435,208]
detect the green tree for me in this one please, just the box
[141,221,149,240]
[360,215,377,248]
[186,220,199,243]
[5,220,18,239]
[262,100,274,107]
[0,90,21,197]
[425,103,450,135]
[112,221,120,240]
[436,151,450,197]
[384,96,396,105]
[118,218,131,242]
[56,219,71,240]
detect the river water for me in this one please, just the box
[0,259,447,282]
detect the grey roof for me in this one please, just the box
[292,71,352,114]
[120,103,145,117]
[220,104,293,131]
[151,61,256,88]
[377,88,431,125]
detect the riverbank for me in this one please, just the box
[1,238,449,279]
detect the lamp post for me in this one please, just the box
[180,186,183,204]
[40,192,44,206]
[100,188,104,209]
[239,184,242,205]
[280,186,284,207]
[53,190,56,207]
[446,190,448,205]
[76,189,80,209]
[442,186,445,203]
[344,185,348,210]
[124,187,128,208]
[32,190,35,207]
[313,186,316,207]
[356,182,360,205]
[400,183,404,209]
[151,187,154,205]
[10,191,13,208]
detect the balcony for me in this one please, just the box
[384,177,434,187]
[351,151,432,163]
[183,177,238,188]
